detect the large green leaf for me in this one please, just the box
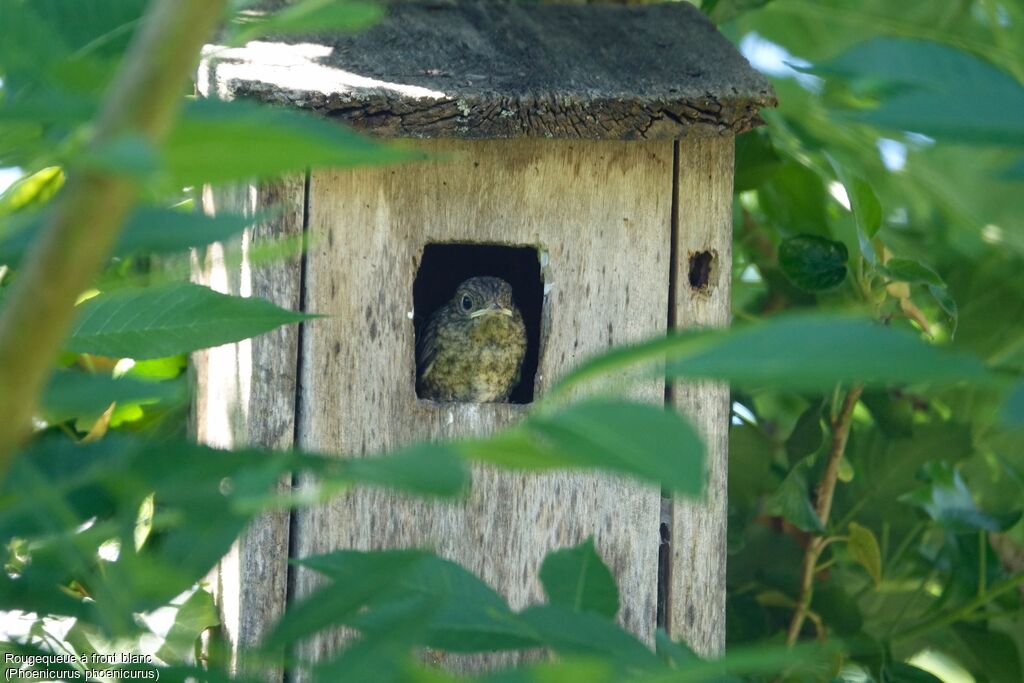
[164,100,417,185]
[813,38,1024,145]
[778,235,849,291]
[463,399,706,497]
[557,314,994,394]
[41,370,185,423]
[539,539,619,619]
[65,283,313,359]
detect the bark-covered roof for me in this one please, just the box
[202,1,777,140]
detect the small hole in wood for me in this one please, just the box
[413,243,542,404]
[688,250,714,291]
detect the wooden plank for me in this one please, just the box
[208,1,775,140]
[192,175,306,680]
[667,136,734,656]
[291,139,672,672]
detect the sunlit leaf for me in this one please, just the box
[65,283,314,359]
[846,522,882,586]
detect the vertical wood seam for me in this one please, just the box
[282,168,312,683]
[657,140,681,632]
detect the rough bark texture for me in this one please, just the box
[204,1,775,140]
[290,139,672,673]
[667,136,734,656]
[192,175,306,681]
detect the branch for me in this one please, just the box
[0,0,228,476]
[786,384,864,645]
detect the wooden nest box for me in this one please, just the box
[193,0,774,674]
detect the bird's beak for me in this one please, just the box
[470,304,514,318]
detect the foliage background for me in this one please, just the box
[0,1,1022,683]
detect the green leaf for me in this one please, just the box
[155,588,220,664]
[899,462,1022,532]
[66,283,314,359]
[557,314,994,394]
[779,235,849,291]
[341,442,468,498]
[463,399,705,497]
[517,605,662,672]
[1,207,254,264]
[814,38,1024,145]
[883,258,944,286]
[267,550,429,649]
[1003,383,1024,428]
[847,522,882,586]
[883,662,944,683]
[734,129,782,192]
[229,0,383,45]
[764,458,824,533]
[785,401,824,461]
[165,99,417,185]
[539,539,619,619]
[41,370,185,423]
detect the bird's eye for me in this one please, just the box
[461,295,473,311]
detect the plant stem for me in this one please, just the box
[786,384,864,645]
[0,0,228,476]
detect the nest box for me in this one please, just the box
[193,0,774,675]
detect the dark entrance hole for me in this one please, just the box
[413,243,543,404]
[688,250,714,290]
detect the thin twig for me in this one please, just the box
[786,384,864,645]
[0,0,228,476]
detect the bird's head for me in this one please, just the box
[453,276,517,319]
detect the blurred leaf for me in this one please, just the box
[229,0,382,45]
[267,550,429,649]
[41,370,185,423]
[558,314,994,394]
[949,622,1024,683]
[759,162,831,237]
[860,391,914,438]
[155,588,219,664]
[1002,383,1024,428]
[847,522,882,586]
[779,235,849,291]
[517,605,662,672]
[539,538,619,619]
[1,207,255,264]
[765,457,824,533]
[813,38,1024,145]
[883,258,944,287]
[343,442,468,498]
[65,283,314,359]
[785,401,825,461]
[735,129,783,191]
[655,629,697,667]
[900,462,1022,532]
[165,99,417,185]
[883,662,943,683]
[464,399,705,497]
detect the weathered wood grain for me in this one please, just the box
[204,1,775,140]
[290,139,672,673]
[667,136,734,655]
[192,175,305,681]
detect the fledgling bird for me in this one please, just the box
[417,276,527,403]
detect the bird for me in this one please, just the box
[417,276,527,403]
